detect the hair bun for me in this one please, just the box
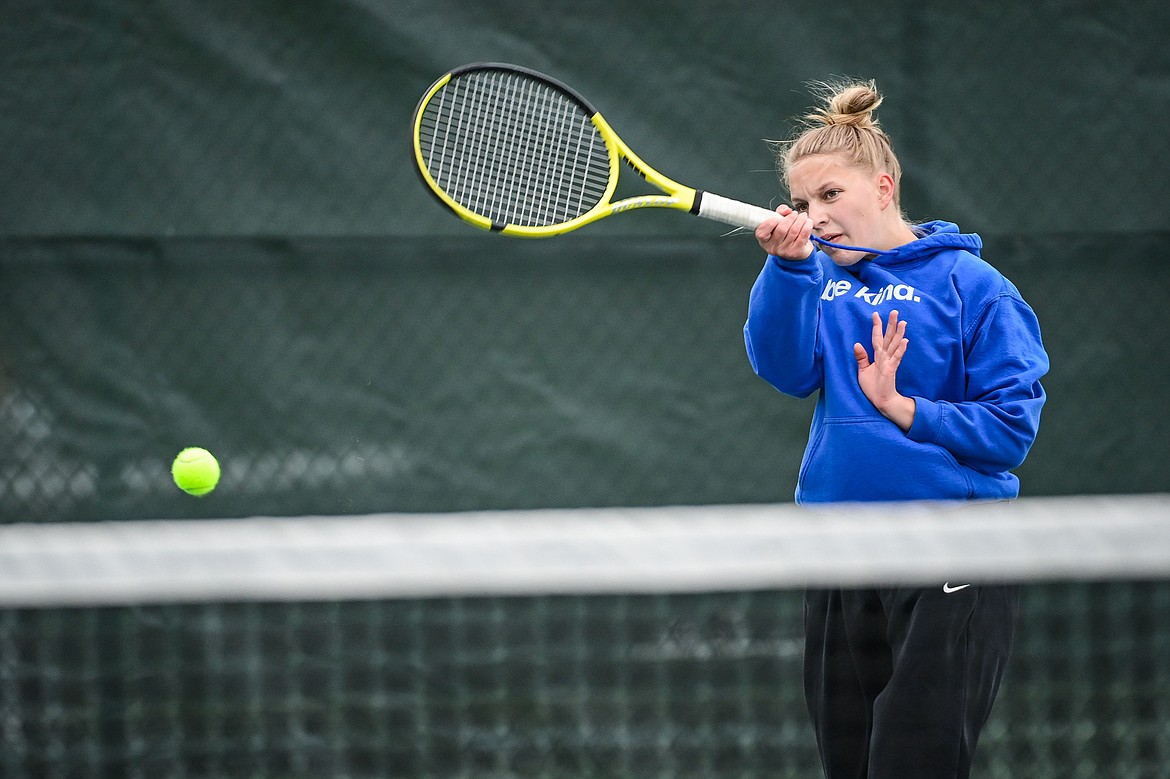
[807,80,883,128]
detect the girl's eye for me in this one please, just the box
[824,189,841,200]
[794,203,809,213]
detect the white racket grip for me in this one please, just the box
[695,192,776,229]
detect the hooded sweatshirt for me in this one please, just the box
[744,220,1048,504]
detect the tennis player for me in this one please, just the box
[744,81,1048,778]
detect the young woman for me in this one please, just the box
[745,81,1049,778]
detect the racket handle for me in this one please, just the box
[694,192,777,229]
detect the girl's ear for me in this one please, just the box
[876,172,897,210]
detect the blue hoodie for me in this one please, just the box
[744,221,1048,504]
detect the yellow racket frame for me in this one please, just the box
[411,69,700,238]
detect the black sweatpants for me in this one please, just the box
[803,584,1019,779]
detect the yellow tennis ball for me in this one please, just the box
[171,447,221,496]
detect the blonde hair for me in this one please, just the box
[776,80,904,207]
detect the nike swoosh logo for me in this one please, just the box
[942,582,971,594]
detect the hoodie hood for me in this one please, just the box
[873,220,983,266]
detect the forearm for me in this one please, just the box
[744,255,824,397]
[875,394,916,432]
[908,394,1045,471]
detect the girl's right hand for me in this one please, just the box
[755,205,814,261]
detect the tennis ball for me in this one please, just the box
[171,447,221,496]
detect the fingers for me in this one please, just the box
[754,206,805,241]
[853,342,870,369]
[755,205,813,260]
[872,310,906,344]
[753,205,790,236]
[888,310,906,347]
[869,311,909,365]
[891,336,909,363]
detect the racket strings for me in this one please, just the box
[419,71,611,227]
[434,74,596,226]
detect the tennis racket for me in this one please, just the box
[410,62,785,239]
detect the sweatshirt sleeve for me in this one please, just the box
[743,254,824,398]
[907,293,1049,473]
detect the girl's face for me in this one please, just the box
[788,154,894,267]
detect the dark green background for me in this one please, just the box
[2,232,1168,523]
[2,0,1168,522]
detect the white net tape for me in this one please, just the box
[2,494,1167,607]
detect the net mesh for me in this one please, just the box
[2,496,1168,779]
[416,68,612,228]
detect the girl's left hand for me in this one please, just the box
[854,310,916,431]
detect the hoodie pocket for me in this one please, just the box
[797,417,974,503]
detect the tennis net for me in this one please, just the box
[2,494,1168,778]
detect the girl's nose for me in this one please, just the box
[805,205,828,227]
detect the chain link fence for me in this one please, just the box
[0,237,814,522]
[2,232,1169,523]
